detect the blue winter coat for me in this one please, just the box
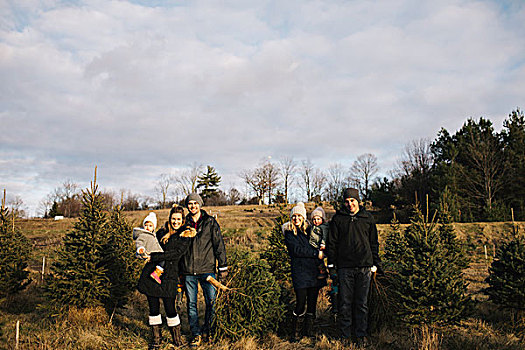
[283,222,327,290]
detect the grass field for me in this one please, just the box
[1,203,524,349]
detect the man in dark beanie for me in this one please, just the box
[181,193,228,346]
[327,188,381,347]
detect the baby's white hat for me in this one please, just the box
[143,212,157,230]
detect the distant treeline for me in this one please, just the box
[370,108,524,223]
[39,108,524,224]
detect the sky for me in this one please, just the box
[1,0,524,216]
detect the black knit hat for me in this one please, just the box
[343,188,360,201]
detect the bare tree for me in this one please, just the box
[56,179,80,217]
[155,173,172,209]
[239,168,266,205]
[300,159,314,201]
[324,163,350,203]
[227,187,242,205]
[396,139,434,178]
[120,189,141,211]
[310,168,326,202]
[462,129,505,210]
[38,193,55,218]
[7,195,26,218]
[260,160,281,204]
[395,138,434,204]
[278,156,296,204]
[177,162,204,196]
[350,153,379,200]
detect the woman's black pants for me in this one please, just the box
[147,295,178,318]
[294,286,320,316]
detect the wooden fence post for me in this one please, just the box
[15,320,19,350]
[41,256,46,283]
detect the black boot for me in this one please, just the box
[169,324,184,347]
[303,313,315,337]
[290,314,303,342]
[149,325,161,350]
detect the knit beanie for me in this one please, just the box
[185,193,204,207]
[143,212,157,230]
[343,188,360,201]
[290,202,307,221]
[311,206,326,221]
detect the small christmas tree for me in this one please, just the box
[260,207,291,284]
[384,212,406,270]
[101,203,141,311]
[391,205,470,326]
[213,247,285,341]
[0,190,31,299]
[45,168,110,310]
[485,228,525,324]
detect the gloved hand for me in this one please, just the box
[218,269,228,282]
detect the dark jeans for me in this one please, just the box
[294,287,320,316]
[185,273,217,336]
[337,267,371,338]
[147,295,178,318]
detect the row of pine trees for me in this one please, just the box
[0,172,523,340]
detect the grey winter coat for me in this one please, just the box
[309,222,329,250]
[133,227,163,257]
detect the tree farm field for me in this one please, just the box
[3,203,525,350]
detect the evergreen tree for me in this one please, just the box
[260,206,294,335]
[0,190,31,299]
[48,201,61,218]
[197,165,221,203]
[384,212,406,270]
[45,170,111,310]
[501,108,525,220]
[260,207,291,284]
[391,205,470,326]
[485,230,525,323]
[213,247,285,341]
[101,204,141,311]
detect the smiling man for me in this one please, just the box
[327,188,382,347]
[181,193,228,347]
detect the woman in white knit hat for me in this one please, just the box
[282,202,327,342]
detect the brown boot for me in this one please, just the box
[169,324,184,347]
[149,324,161,350]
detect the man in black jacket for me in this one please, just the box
[327,188,381,346]
[182,193,228,346]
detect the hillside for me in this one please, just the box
[3,203,524,349]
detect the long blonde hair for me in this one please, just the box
[290,215,309,236]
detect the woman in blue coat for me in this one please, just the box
[283,202,327,341]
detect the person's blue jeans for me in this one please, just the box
[337,267,372,338]
[185,273,217,337]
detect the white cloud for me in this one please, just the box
[1,0,524,215]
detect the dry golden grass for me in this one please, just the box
[5,203,525,349]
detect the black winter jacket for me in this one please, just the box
[327,207,381,269]
[283,222,327,290]
[137,223,192,298]
[180,210,227,275]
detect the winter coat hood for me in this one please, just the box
[133,227,155,240]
